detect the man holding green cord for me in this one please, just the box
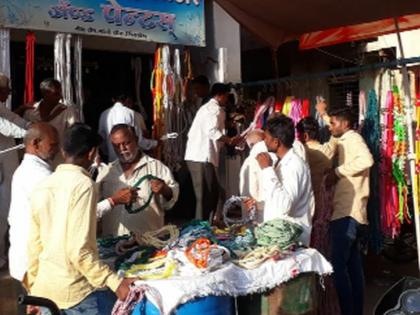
[97,124,179,236]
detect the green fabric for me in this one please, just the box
[255,218,303,249]
[125,174,159,214]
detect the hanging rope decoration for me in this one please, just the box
[361,90,383,252]
[24,31,35,105]
[125,174,159,214]
[151,45,164,158]
[135,225,180,249]
[222,196,256,226]
[73,36,83,120]
[415,92,420,213]
[392,86,410,225]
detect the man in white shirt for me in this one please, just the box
[22,78,80,168]
[254,114,314,246]
[185,83,242,221]
[98,94,157,162]
[7,122,136,284]
[8,123,59,282]
[0,73,30,269]
[98,124,179,236]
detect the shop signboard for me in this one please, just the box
[0,0,205,46]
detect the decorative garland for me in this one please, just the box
[392,86,410,225]
[185,238,230,271]
[24,32,35,104]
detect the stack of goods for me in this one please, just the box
[97,218,304,280]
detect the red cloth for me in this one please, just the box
[302,99,310,118]
[24,32,35,104]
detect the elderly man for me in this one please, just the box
[8,123,59,285]
[23,78,80,167]
[0,73,29,269]
[98,93,157,162]
[98,124,179,236]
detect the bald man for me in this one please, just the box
[0,73,30,269]
[8,123,59,282]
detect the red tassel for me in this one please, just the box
[24,32,35,104]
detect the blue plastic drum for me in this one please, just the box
[132,296,234,315]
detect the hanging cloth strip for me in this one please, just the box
[288,98,302,125]
[73,36,83,121]
[24,32,35,105]
[54,33,73,106]
[125,174,159,214]
[282,96,293,117]
[0,28,11,109]
[380,91,399,237]
[359,90,367,126]
[242,96,275,136]
[361,90,383,252]
[301,99,310,118]
[112,285,163,315]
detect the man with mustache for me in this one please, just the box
[97,124,179,236]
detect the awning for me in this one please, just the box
[215,0,420,48]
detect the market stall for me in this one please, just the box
[98,217,332,315]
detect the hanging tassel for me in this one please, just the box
[64,33,73,105]
[0,28,11,109]
[361,90,383,252]
[73,35,83,121]
[24,32,35,105]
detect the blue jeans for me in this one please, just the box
[61,289,117,315]
[330,217,367,315]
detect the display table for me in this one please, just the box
[131,248,332,315]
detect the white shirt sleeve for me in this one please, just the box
[97,199,112,220]
[0,106,29,129]
[261,166,298,217]
[0,116,27,138]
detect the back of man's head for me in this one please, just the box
[40,78,61,94]
[246,129,264,148]
[63,123,102,158]
[296,117,320,142]
[210,83,230,98]
[24,122,59,162]
[266,114,295,149]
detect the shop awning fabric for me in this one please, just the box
[215,0,420,49]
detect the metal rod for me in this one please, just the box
[240,56,420,87]
[394,18,420,273]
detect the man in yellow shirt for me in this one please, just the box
[27,123,134,314]
[325,108,373,315]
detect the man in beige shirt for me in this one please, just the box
[325,108,373,315]
[28,123,133,313]
[98,124,179,236]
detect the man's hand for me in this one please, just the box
[151,178,173,200]
[115,278,136,301]
[150,179,165,194]
[111,187,138,205]
[229,135,244,146]
[243,197,257,213]
[325,168,339,187]
[256,152,273,169]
